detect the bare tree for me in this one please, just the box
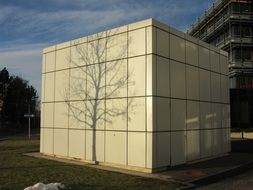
[65,30,134,162]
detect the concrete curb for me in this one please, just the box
[25,152,192,189]
[179,160,253,189]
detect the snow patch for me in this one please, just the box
[24,183,65,190]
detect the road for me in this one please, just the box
[195,168,253,190]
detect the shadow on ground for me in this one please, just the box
[231,139,253,153]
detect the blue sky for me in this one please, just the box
[0,0,214,97]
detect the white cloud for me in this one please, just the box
[0,43,46,96]
[0,0,211,99]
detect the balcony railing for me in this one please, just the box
[189,0,253,34]
[189,0,225,33]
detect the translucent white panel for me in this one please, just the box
[200,129,212,158]
[212,103,222,129]
[108,25,127,36]
[211,72,221,102]
[106,99,127,130]
[222,128,231,153]
[68,101,86,129]
[186,101,200,130]
[41,74,45,102]
[107,33,127,61]
[70,43,88,68]
[44,72,55,102]
[157,28,169,57]
[156,132,170,167]
[105,131,126,165]
[170,60,186,99]
[146,55,156,96]
[86,99,105,130]
[156,98,170,131]
[228,128,231,152]
[199,46,210,70]
[55,70,69,101]
[44,46,55,53]
[128,132,145,167]
[87,38,106,64]
[43,103,54,127]
[146,133,155,168]
[128,97,145,131]
[128,56,146,97]
[220,55,228,75]
[71,36,87,46]
[221,104,230,128]
[54,129,68,156]
[186,41,198,66]
[69,67,86,101]
[40,103,44,128]
[157,57,170,97]
[128,28,146,57]
[170,34,185,63]
[128,18,152,30]
[171,131,186,166]
[56,41,70,49]
[42,54,46,73]
[212,129,222,155]
[147,97,155,132]
[186,65,199,100]
[170,26,185,38]
[45,51,55,72]
[68,129,85,159]
[56,48,70,70]
[187,130,200,161]
[199,69,211,101]
[43,128,53,154]
[210,51,220,73]
[106,59,127,98]
[86,130,104,162]
[40,128,44,152]
[221,75,229,103]
[200,102,212,129]
[88,31,106,41]
[199,40,209,49]
[147,26,156,54]
[54,102,68,128]
[86,63,106,99]
[171,99,186,131]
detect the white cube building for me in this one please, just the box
[40,18,230,173]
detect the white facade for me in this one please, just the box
[40,18,230,172]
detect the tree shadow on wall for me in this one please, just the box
[64,30,136,162]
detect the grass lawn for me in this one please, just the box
[0,137,180,190]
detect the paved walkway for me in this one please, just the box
[160,152,253,184]
[25,139,253,189]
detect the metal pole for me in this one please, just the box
[29,117,30,139]
[28,103,30,139]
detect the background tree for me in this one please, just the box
[0,68,38,129]
[0,68,12,110]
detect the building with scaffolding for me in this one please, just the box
[188,0,253,128]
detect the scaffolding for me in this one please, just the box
[189,0,253,89]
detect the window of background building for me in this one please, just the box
[242,49,252,61]
[241,3,250,14]
[242,26,251,37]
[233,48,241,61]
[232,25,240,37]
[223,7,229,18]
[232,3,240,13]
